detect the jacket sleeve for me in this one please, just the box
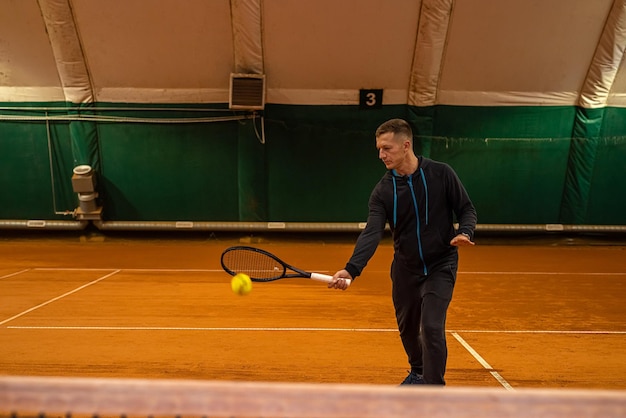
[344,185,387,279]
[446,166,477,240]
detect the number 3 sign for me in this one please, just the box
[359,89,383,109]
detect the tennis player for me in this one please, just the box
[329,118,477,385]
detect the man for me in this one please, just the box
[328,118,477,385]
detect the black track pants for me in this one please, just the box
[391,260,457,385]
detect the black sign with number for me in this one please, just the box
[359,89,383,109]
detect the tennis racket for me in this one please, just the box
[220,245,351,286]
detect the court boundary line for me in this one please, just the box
[24,267,626,276]
[32,268,216,272]
[6,326,625,334]
[0,269,30,279]
[6,325,623,391]
[4,267,624,391]
[462,271,626,276]
[451,332,515,391]
[0,270,121,326]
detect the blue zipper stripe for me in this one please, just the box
[407,176,427,275]
[420,167,428,225]
[392,174,398,227]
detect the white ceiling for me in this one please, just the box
[0,0,624,106]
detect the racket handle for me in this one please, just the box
[310,272,352,286]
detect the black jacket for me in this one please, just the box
[345,156,477,278]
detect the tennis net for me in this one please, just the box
[1,375,625,418]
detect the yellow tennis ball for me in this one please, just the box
[231,273,252,296]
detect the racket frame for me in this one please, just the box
[220,245,351,285]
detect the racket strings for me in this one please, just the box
[223,249,284,281]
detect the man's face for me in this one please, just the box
[376,132,408,171]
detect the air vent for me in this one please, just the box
[229,73,265,110]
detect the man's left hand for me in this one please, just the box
[450,233,475,246]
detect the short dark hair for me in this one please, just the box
[375,118,413,141]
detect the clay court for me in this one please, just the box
[2,1,626,416]
[1,232,625,391]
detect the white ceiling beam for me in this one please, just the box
[579,0,626,108]
[37,0,93,104]
[408,0,453,107]
[230,0,264,74]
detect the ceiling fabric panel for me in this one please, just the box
[438,0,615,106]
[263,0,420,105]
[71,0,233,103]
[1,0,625,108]
[231,0,264,74]
[0,0,63,101]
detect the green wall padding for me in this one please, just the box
[412,105,575,223]
[69,105,101,171]
[0,104,76,219]
[603,106,626,134]
[560,108,604,224]
[428,137,570,223]
[584,107,626,225]
[432,105,577,138]
[586,136,626,224]
[263,105,406,222]
[408,106,435,157]
[0,122,54,218]
[98,120,240,221]
[264,121,380,222]
[49,121,78,214]
[237,118,268,221]
[1,102,625,225]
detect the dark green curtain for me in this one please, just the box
[560,107,604,224]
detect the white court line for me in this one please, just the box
[7,326,625,335]
[29,267,626,276]
[451,332,515,391]
[33,268,220,272]
[0,270,121,327]
[461,271,626,276]
[7,326,398,332]
[449,329,626,334]
[0,269,30,280]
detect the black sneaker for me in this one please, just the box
[400,371,425,385]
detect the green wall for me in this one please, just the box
[264,105,405,222]
[0,103,624,225]
[98,120,240,221]
[0,107,75,219]
[426,106,575,224]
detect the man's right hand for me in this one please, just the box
[328,269,353,290]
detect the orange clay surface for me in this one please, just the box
[1,232,625,390]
